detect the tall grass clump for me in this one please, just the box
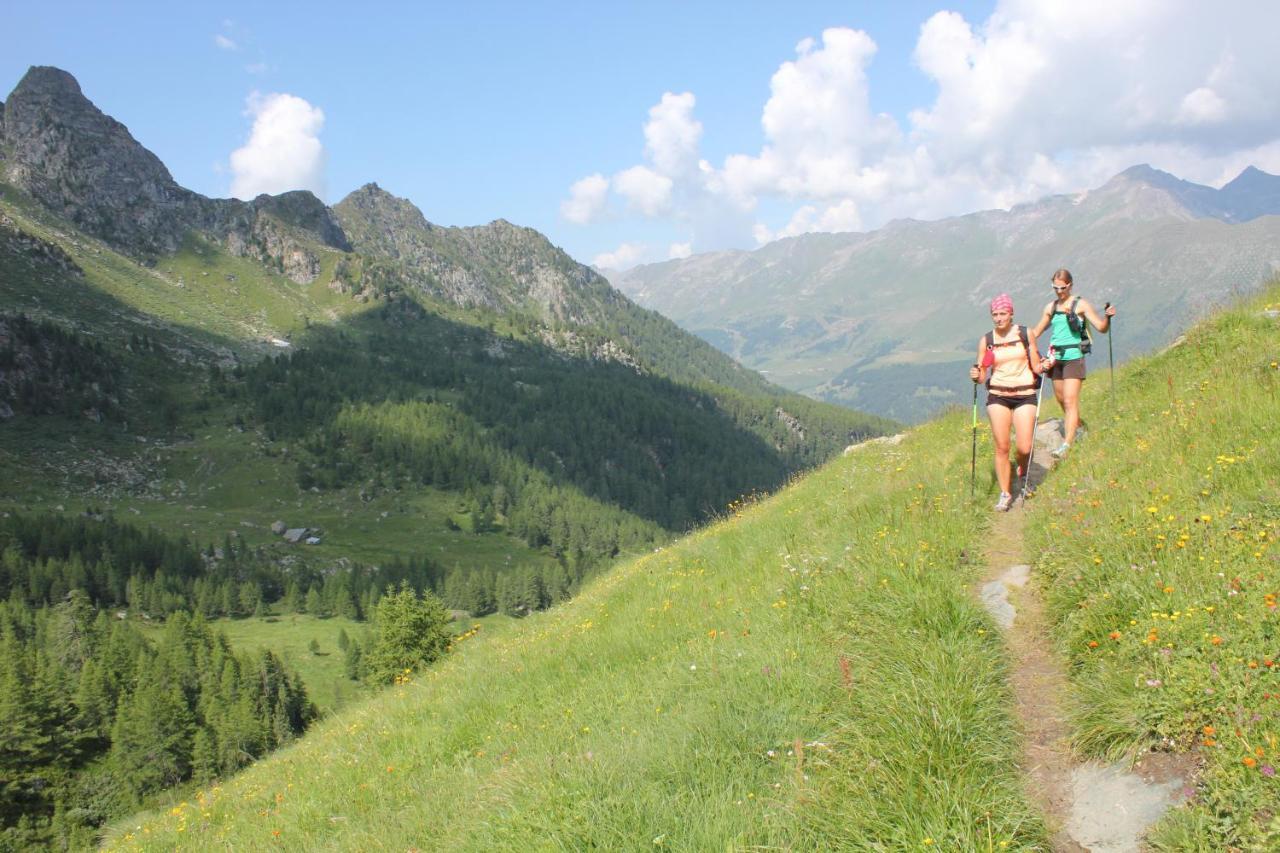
[1027,282,1280,849]
[103,411,1045,850]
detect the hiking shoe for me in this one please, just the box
[994,492,1013,512]
[1050,443,1071,459]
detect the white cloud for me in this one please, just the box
[561,173,609,224]
[229,92,327,200]
[567,2,1280,258]
[613,165,673,216]
[644,92,702,177]
[593,242,648,270]
[667,242,692,260]
[214,34,239,51]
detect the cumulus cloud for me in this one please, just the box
[214,34,238,51]
[229,92,327,200]
[644,92,703,177]
[668,242,692,260]
[593,242,649,270]
[613,165,673,216]
[565,1,1280,259]
[561,173,609,224]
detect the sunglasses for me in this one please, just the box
[1051,283,1071,290]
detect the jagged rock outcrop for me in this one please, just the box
[333,183,626,323]
[0,66,347,281]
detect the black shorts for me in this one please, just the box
[1048,358,1086,381]
[986,392,1038,409]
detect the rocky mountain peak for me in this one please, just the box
[1217,166,1280,222]
[3,65,190,256]
[335,183,433,230]
[1,65,349,279]
[252,190,351,252]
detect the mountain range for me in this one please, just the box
[0,64,891,570]
[607,162,1280,421]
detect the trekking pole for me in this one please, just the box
[971,349,994,498]
[970,368,979,498]
[1105,301,1115,401]
[1022,357,1046,502]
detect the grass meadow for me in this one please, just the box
[1027,284,1280,849]
[103,411,1046,850]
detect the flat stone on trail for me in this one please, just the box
[980,564,1030,629]
[1066,761,1186,852]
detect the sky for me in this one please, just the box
[5,1,1280,270]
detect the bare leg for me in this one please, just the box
[987,404,1014,495]
[1012,403,1036,475]
[1061,377,1083,445]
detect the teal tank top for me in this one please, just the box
[1048,302,1084,361]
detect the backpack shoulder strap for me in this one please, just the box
[984,331,994,350]
[1018,325,1035,371]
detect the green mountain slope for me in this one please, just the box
[1,65,893,583]
[104,281,1280,850]
[103,399,1045,850]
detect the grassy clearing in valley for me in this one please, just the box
[1026,283,1280,849]
[103,414,1045,850]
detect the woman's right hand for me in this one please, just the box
[969,365,981,382]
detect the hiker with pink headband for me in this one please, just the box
[969,293,1044,512]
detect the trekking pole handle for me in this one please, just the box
[1104,302,1113,329]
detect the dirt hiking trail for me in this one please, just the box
[978,418,1192,853]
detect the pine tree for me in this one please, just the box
[363,584,451,684]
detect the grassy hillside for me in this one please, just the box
[103,281,1280,850]
[103,408,1046,849]
[1026,283,1280,849]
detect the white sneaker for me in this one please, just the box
[1050,443,1071,459]
[994,492,1013,512]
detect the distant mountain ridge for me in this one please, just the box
[608,164,1280,421]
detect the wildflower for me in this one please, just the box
[1211,635,1223,645]
[1109,631,1121,640]
[1243,757,1257,768]
[1263,765,1276,777]
[1203,726,1216,736]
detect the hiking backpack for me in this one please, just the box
[1060,296,1093,355]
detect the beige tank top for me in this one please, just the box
[988,327,1036,394]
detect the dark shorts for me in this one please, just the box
[1048,358,1086,381]
[986,392,1038,409]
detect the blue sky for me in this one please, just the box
[5,2,1278,269]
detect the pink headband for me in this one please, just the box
[990,293,1014,314]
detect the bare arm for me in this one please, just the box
[970,337,988,383]
[1026,328,1043,375]
[1029,301,1054,337]
[1078,298,1114,333]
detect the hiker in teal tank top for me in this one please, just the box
[1029,268,1116,458]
